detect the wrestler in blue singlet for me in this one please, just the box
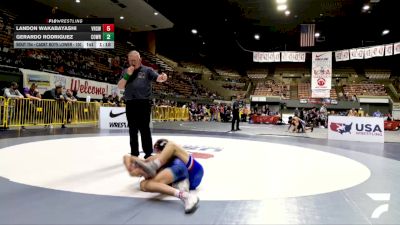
[155,139,204,190]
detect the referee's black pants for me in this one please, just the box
[125,99,153,158]
[231,111,240,131]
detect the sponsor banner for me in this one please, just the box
[99,107,128,129]
[311,89,330,98]
[20,68,122,99]
[385,44,393,56]
[312,52,332,90]
[328,116,384,143]
[394,42,400,55]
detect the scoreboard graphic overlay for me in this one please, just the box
[14,18,114,49]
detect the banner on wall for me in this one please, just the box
[376,45,385,57]
[253,52,281,62]
[69,77,110,99]
[281,52,306,62]
[364,47,372,59]
[22,69,51,94]
[252,41,399,63]
[335,50,350,62]
[385,44,393,56]
[311,52,332,90]
[54,74,67,89]
[328,116,384,143]
[350,48,365,60]
[394,42,400,55]
[20,68,122,99]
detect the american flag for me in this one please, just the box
[300,24,315,47]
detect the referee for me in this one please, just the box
[118,51,167,159]
[231,95,241,131]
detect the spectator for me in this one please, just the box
[43,85,65,101]
[43,85,67,128]
[102,94,108,104]
[24,83,41,100]
[3,82,23,99]
[373,110,382,118]
[65,89,77,102]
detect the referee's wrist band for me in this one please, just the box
[123,73,130,80]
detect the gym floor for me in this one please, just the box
[0,123,399,224]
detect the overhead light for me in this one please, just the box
[254,34,260,40]
[76,0,80,3]
[363,5,370,11]
[382,29,390,35]
[191,29,198,34]
[202,42,206,45]
[277,5,287,11]
[315,32,320,38]
[320,13,324,16]
[276,0,287,3]
[154,12,159,16]
[120,16,124,20]
[285,10,291,16]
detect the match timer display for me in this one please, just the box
[13,18,115,49]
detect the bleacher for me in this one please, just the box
[139,50,174,72]
[254,80,290,97]
[275,64,309,77]
[0,9,15,48]
[298,83,311,99]
[343,83,387,97]
[215,68,240,77]
[365,70,391,80]
[333,67,356,77]
[247,68,268,79]
[181,61,210,74]
[330,89,337,99]
[153,72,202,98]
[298,83,338,99]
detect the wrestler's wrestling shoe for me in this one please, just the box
[134,160,158,178]
[173,178,189,192]
[182,193,200,214]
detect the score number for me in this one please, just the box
[102,24,114,41]
[102,24,114,32]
